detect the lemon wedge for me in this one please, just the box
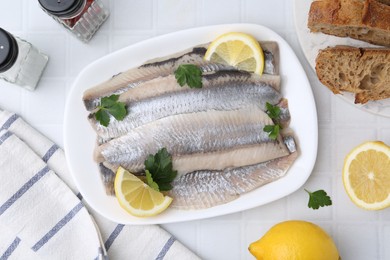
[114,167,172,217]
[343,141,390,210]
[204,32,265,75]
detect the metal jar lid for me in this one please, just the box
[0,28,18,73]
[38,0,85,18]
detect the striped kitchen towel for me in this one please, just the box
[0,110,200,260]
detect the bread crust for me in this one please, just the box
[358,0,390,6]
[308,0,364,28]
[308,0,390,46]
[363,0,390,30]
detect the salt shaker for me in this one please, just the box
[38,0,109,42]
[0,28,49,91]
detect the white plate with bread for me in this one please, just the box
[293,0,390,117]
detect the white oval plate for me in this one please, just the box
[64,24,318,225]
[293,0,390,117]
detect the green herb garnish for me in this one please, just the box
[263,124,280,140]
[94,94,127,127]
[266,102,281,119]
[174,64,203,88]
[144,148,177,191]
[263,102,282,140]
[305,189,332,210]
[145,170,160,192]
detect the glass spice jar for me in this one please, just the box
[0,28,49,91]
[38,0,109,43]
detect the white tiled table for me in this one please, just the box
[1,1,390,259]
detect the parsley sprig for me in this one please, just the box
[144,148,177,192]
[263,102,282,140]
[263,124,280,140]
[305,189,332,210]
[94,94,127,127]
[174,64,203,88]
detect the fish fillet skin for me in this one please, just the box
[261,41,280,75]
[98,163,115,195]
[168,136,298,210]
[117,71,280,103]
[95,107,289,173]
[83,46,208,111]
[94,96,290,147]
[89,71,281,139]
[172,141,290,176]
[100,136,296,197]
[99,138,291,180]
[83,42,280,111]
[278,98,291,129]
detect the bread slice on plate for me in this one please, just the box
[308,0,390,47]
[315,46,390,104]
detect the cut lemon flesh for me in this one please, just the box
[114,167,172,217]
[343,141,390,210]
[204,32,264,75]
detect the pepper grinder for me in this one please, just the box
[38,0,109,43]
[0,28,49,91]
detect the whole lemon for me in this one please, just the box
[248,220,339,260]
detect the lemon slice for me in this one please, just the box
[114,167,173,217]
[204,32,264,75]
[343,141,390,210]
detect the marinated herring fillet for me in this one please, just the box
[89,71,281,139]
[99,135,295,197]
[95,107,290,175]
[83,42,280,111]
[97,98,292,196]
[94,97,291,146]
[168,136,298,209]
[98,162,116,195]
[83,46,209,111]
[117,70,281,100]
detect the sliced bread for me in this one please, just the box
[308,0,390,47]
[315,46,390,104]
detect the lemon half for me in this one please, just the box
[204,32,264,75]
[114,167,172,217]
[343,141,390,210]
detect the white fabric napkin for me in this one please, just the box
[0,110,199,260]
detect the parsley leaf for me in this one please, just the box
[101,94,119,107]
[107,102,127,121]
[265,102,281,119]
[174,64,203,88]
[144,148,177,191]
[94,94,127,127]
[145,170,160,192]
[263,124,280,140]
[95,109,110,127]
[305,189,332,210]
[264,102,283,140]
